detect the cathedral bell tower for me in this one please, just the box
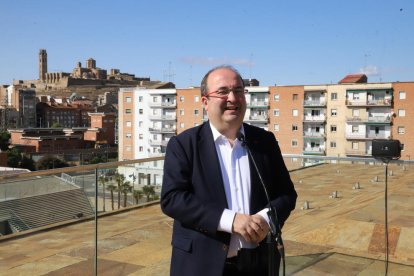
[39,49,47,81]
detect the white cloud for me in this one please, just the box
[181,56,253,66]
[359,65,380,76]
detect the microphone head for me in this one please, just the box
[237,132,246,147]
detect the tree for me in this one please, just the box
[0,131,10,151]
[132,189,144,204]
[89,155,105,164]
[114,172,125,209]
[98,174,109,212]
[51,122,63,128]
[7,148,22,168]
[20,154,36,171]
[120,181,132,207]
[37,155,69,170]
[142,185,156,202]
[106,184,117,211]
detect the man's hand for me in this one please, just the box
[232,213,269,243]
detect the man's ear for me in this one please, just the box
[201,96,209,111]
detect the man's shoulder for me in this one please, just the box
[243,123,272,137]
[173,123,209,142]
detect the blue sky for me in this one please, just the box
[1,0,413,88]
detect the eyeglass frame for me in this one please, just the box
[204,87,248,99]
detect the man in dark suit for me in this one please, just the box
[161,65,297,276]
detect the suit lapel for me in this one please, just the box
[244,124,268,213]
[198,123,228,208]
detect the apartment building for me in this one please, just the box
[119,76,414,163]
[392,82,414,161]
[269,86,304,155]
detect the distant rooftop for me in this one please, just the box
[339,74,368,84]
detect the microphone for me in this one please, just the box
[237,132,279,237]
[238,131,285,275]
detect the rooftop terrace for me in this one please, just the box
[0,158,413,275]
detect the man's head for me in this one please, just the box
[201,65,247,138]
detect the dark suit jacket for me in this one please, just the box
[161,122,297,276]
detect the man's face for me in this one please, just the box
[202,68,246,132]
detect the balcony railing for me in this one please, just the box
[1,156,414,275]
[246,115,268,122]
[303,115,326,122]
[345,149,372,156]
[247,101,269,108]
[303,100,326,106]
[303,147,326,155]
[346,99,391,106]
[148,115,176,120]
[303,131,325,138]
[149,127,176,133]
[148,102,177,108]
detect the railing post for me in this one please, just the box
[94,168,98,276]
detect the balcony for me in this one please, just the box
[367,116,392,124]
[245,115,268,123]
[148,114,176,121]
[303,147,326,155]
[149,127,176,133]
[303,115,326,122]
[303,100,326,107]
[148,102,176,108]
[303,131,325,138]
[346,149,372,156]
[346,98,392,106]
[149,140,169,146]
[1,157,414,274]
[247,101,269,108]
[346,133,390,140]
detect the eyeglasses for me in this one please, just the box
[204,87,248,99]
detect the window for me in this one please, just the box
[331,109,337,116]
[292,109,298,116]
[126,121,132,127]
[273,109,280,116]
[180,122,184,128]
[330,141,337,148]
[352,109,360,117]
[331,93,337,100]
[153,96,157,102]
[398,126,405,134]
[126,109,131,114]
[139,109,143,115]
[274,124,279,131]
[126,133,132,139]
[401,144,405,151]
[353,93,360,100]
[139,134,143,139]
[291,140,298,147]
[398,109,406,117]
[352,126,359,133]
[180,109,184,116]
[274,94,280,101]
[352,142,359,150]
[138,96,143,102]
[292,124,298,131]
[179,96,184,102]
[331,125,337,132]
[194,109,199,115]
[125,96,132,103]
[399,91,406,100]
[139,146,143,152]
[292,94,298,101]
[139,121,143,127]
[194,96,199,102]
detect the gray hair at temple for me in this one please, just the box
[200,65,244,96]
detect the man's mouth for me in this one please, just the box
[225,106,238,111]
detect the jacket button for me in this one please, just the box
[223,244,228,251]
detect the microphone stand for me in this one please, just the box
[238,134,285,276]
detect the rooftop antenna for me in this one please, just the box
[167,61,175,82]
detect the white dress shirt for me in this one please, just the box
[210,124,269,257]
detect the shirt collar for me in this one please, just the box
[209,122,245,143]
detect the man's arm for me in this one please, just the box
[161,135,224,235]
